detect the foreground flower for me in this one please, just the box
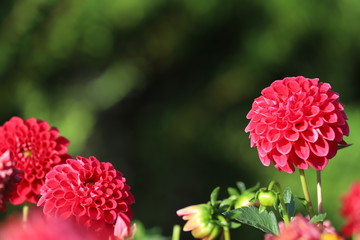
[245,76,349,173]
[38,156,135,239]
[265,215,343,240]
[0,151,20,211]
[0,117,71,204]
[340,181,360,238]
[0,212,98,240]
[177,203,221,240]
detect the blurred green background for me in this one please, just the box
[1,0,360,239]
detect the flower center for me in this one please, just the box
[21,149,32,157]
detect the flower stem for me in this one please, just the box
[299,169,315,217]
[217,215,231,240]
[268,180,290,225]
[22,203,29,223]
[317,170,323,214]
[172,225,181,240]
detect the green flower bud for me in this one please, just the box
[234,192,255,209]
[258,190,277,207]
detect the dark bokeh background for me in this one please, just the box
[1,0,360,239]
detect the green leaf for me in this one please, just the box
[228,222,241,229]
[310,213,327,223]
[236,182,246,193]
[223,206,279,235]
[210,187,220,206]
[283,188,295,218]
[338,144,352,150]
[227,187,240,196]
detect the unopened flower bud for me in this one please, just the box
[177,204,221,240]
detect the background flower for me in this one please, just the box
[0,151,20,211]
[38,156,134,239]
[340,181,360,237]
[265,215,343,240]
[0,212,98,240]
[0,117,71,204]
[245,76,349,173]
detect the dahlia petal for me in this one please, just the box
[88,207,102,220]
[276,162,295,173]
[301,128,318,143]
[272,150,288,167]
[327,141,338,159]
[319,82,331,92]
[334,127,344,142]
[104,199,117,210]
[305,106,320,118]
[307,154,328,170]
[290,150,308,169]
[276,138,292,155]
[46,179,60,190]
[284,129,299,141]
[273,83,289,99]
[57,204,73,219]
[261,87,277,100]
[309,117,324,127]
[294,138,310,160]
[52,189,65,198]
[287,80,300,93]
[94,198,106,206]
[321,101,335,112]
[323,112,338,123]
[16,180,32,196]
[260,139,273,153]
[72,203,86,216]
[293,121,308,132]
[55,198,67,207]
[255,123,267,135]
[245,120,257,132]
[266,128,281,142]
[64,191,76,200]
[318,125,335,140]
[288,111,303,123]
[309,138,329,157]
[44,200,55,214]
[104,210,117,224]
[341,122,350,136]
[259,155,271,167]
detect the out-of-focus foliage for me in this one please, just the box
[1,0,360,238]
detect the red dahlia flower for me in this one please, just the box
[0,212,98,240]
[38,156,135,240]
[340,182,360,238]
[245,76,349,173]
[0,151,20,211]
[0,117,70,204]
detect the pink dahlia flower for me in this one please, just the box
[245,76,349,173]
[340,181,360,237]
[0,117,71,204]
[38,156,135,240]
[0,212,98,240]
[0,151,20,211]
[265,215,344,240]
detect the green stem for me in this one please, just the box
[172,225,181,240]
[268,180,290,225]
[299,169,315,217]
[217,215,231,240]
[317,170,323,214]
[22,203,29,223]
